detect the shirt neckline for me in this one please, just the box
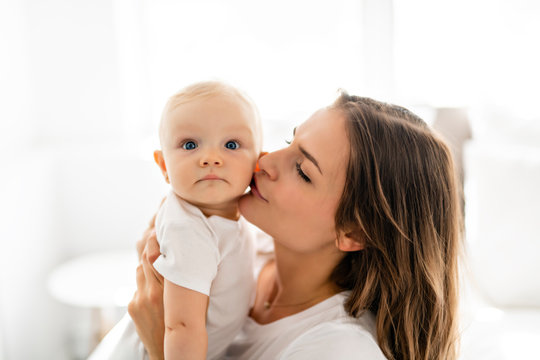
[173,191,242,228]
[246,291,349,329]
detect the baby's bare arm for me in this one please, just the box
[163,279,209,360]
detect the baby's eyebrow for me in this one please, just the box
[224,126,254,136]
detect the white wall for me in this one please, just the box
[0,0,30,151]
[25,0,122,147]
[393,0,540,112]
[2,0,540,358]
[0,1,372,357]
[0,0,164,358]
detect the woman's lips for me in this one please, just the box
[250,176,268,202]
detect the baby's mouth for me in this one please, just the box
[201,174,222,181]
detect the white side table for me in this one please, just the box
[47,251,138,359]
[48,250,138,308]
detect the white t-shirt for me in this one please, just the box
[153,191,256,360]
[88,191,256,360]
[224,292,387,360]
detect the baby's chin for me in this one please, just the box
[182,192,243,210]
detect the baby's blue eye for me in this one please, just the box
[183,141,197,150]
[225,141,239,150]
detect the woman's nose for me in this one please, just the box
[199,150,223,167]
[257,150,279,180]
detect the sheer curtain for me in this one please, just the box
[394,0,540,117]
[120,0,394,152]
[1,0,390,358]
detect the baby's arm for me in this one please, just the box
[163,279,209,360]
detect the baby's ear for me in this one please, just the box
[153,150,169,183]
[336,229,365,252]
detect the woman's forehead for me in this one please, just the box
[296,108,347,143]
[296,108,349,177]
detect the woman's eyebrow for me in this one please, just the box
[299,146,322,175]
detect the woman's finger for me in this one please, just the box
[136,224,155,260]
[141,247,161,285]
[136,233,148,261]
[145,229,161,264]
[141,250,163,304]
[135,262,146,293]
[136,197,166,260]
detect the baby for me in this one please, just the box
[152,81,262,359]
[89,81,262,360]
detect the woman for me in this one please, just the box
[129,92,462,360]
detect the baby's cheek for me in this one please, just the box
[237,159,257,182]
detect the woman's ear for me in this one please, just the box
[336,230,365,252]
[153,150,170,183]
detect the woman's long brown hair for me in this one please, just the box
[331,93,461,360]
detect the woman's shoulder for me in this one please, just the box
[279,302,387,359]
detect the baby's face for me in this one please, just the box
[160,96,259,208]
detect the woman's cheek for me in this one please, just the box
[274,183,305,214]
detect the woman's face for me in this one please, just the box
[239,108,350,253]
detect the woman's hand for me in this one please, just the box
[136,197,165,260]
[136,215,153,260]
[128,210,166,360]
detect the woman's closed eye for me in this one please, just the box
[296,162,311,183]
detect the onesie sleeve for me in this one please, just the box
[153,213,219,297]
[279,322,386,360]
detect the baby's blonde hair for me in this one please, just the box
[159,81,262,151]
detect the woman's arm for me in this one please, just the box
[128,224,166,360]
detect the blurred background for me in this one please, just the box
[1,0,539,359]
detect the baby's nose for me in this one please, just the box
[199,152,223,167]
